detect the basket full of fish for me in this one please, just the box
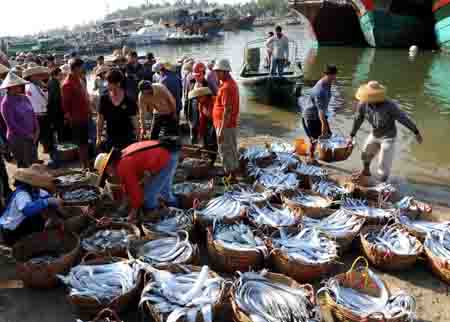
[281,189,335,219]
[230,270,321,322]
[269,228,339,283]
[60,185,101,206]
[207,222,268,273]
[424,230,450,284]
[55,169,96,191]
[194,194,247,229]
[311,178,353,201]
[81,223,141,258]
[13,230,81,289]
[174,181,215,209]
[128,231,198,267]
[141,208,195,240]
[247,202,301,235]
[397,213,449,242]
[140,265,227,322]
[342,198,396,225]
[317,257,416,322]
[302,209,365,252]
[317,135,353,163]
[360,224,423,271]
[59,259,144,316]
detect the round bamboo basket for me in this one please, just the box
[194,199,247,230]
[13,230,80,289]
[206,227,267,273]
[360,225,423,271]
[231,272,316,322]
[55,169,93,191]
[80,222,140,258]
[281,189,335,219]
[424,244,450,284]
[317,257,411,322]
[399,212,446,242]
[128,232,199,267]
[142,264,227,322]
[67,258,143,318]
[318,144,353,163]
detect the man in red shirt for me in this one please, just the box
[62,58,90,168]
[94,140,180,222]
[212,59,240,179]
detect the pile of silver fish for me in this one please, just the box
[342,198,394,220]
[255,172,299,193]
[28,254,60,265]
[311,179,350,199]
[398,215,450,237]
[196,194,244,222]
[302,209,365,240]
[295,163,327,177]
[369,183,397,194]
[365,225,422,256]
[59,261,140,304]
[213,222,268,255]
[132,231,195,265]
[173,182,211,195]
[284,191,332,208]
[318,269,416,320]
[82,229,130,252]
[241,146,273,162]
[139,266,224,322]
[318,135,349,152]
[56,173,87,187]
[272,228,338,264]
[142,208,194,235]
[62,187,99,203]
[424,230,450,260]
[233,271,321,322]
[227,185,269,204]
[248,202,299,228]
[270,142,295,153]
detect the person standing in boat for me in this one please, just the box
[267,26,289,76]
[349,81,423,182]
[264,31,274,69]
[300,65,338,165]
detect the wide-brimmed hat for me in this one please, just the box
[14,168,57,193]
[95,65,110,77]
[213,59,232,72]
[0,64,9,74]
[188,86,212,99]
[22,65,50,79]
[94,149,116,187]
[0,72,29,90]
[182,61,194,73]
[355,81,387,104]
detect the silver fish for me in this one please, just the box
[227,185,269,204]
[140,266,224,322]
[284,191,332,208]
[56,173,87,186]
[424,230,450,260]
[143,208,194,234]
[311,178,351,199]
[272,228,338,264]
[62,188,99,203]
[269,142,296,154]
[295,163,327,177]
[173,182,211,195]
[58,261,140,304]
[365,225,421,256]
[255,172,300,193]
[317,135,349,152]
[82,229,130,252]
[398,215,450,237]
[233,270,321,322]
[342,198,395,220]
[241,146,273,161]
[28,255,60,265]
[248,202,299,228]
[196,195,244,222]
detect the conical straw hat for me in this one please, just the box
[355,81,387,104]
[0,71,29,90]
[0,64,9,74]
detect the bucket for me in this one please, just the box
[105,177,123,201]
[294,138,309,156]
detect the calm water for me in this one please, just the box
[133,26,450,206]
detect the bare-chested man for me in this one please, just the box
[138,80,178,140]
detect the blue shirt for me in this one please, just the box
[302,78,332,121]
[160,71,183,113]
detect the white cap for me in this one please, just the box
[213,59,232,72]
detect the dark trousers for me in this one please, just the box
[9,136,36,168]
[1,215,45,246]
[37,115,52,151]
[150,114,178,140]
[204,121,218,164]
[0,157,11,207]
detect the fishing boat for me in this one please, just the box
[126,25,170,46]
[223,15,257,31]
[288,0,366,46]
[433,0,450,51]
[239,38,303,104]
[352,0,434,48]
[163,32,210,44]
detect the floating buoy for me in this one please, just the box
[409,45,419,56]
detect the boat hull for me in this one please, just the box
[433,0,450,51]
[359,9,433,48]
[289,0,365,46]
[240,75,302,105]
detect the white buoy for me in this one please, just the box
[409,45,419,56]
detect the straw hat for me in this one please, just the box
[22,65,50,79]
[182,61,194,73]
[162,62,175,72]
[213,59,232,72]
[188,86,212,100]
[94,150,116,187]
[0,72,29,90]
[95,65,110,77]
[0,64,9,74]
[14,168,57,193]
[355,81,387,104]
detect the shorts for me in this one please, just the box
[302,118,322,140]
[71,122,89,146]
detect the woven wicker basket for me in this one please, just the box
[194,199,247,230]
[231,272,316,322]
[80,222,140,258]
[13,230,80,289]
[318,144,353,163]
[206,227,267,273]
[360,224,423,271]
[281,189,335,219]
[67,258,143,318]
[424,245,450,284]
[55,169,93,191]
[142,264,227,322]
[317,257,411,322]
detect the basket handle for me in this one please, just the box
[92,308,122,322]
[346,256,370,287]
[365,311,386,322]
[302,284,316,305]
[81,252,102,264]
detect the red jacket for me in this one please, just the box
[116,141,170,209]
[62,74,90,124]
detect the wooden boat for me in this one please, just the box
[224,15,256,31]
[288,0,365,46]
[433,0,450,51]
[239,39,303,104]
[352,0,434,48]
